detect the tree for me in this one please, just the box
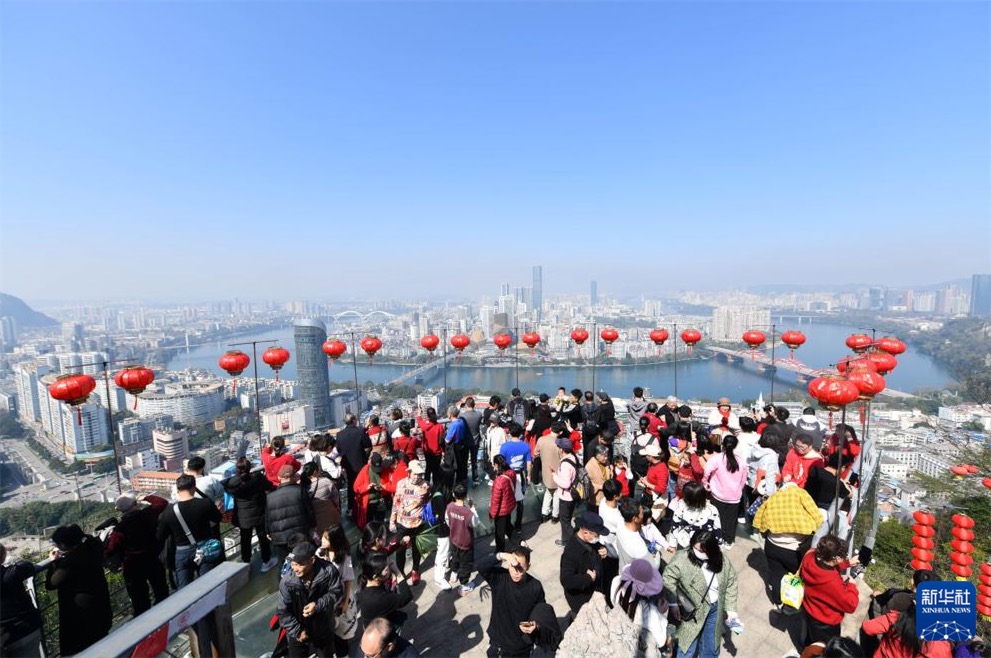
[0,412,27,438]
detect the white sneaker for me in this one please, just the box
[435,580,453,590]
[261,557,279,573]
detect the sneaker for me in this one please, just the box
[410,570,421,586]
[435,580,453,591]
[260,557,279,573]
[551,517,559,523]
[722,542,735,549]
[486,480,494,487]
[541,514,551,523]
[459,583,475,596]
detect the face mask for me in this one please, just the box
[693,549,708,561]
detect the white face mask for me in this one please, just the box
[693,549,709,561]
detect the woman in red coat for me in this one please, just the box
[799,534,860,646]
[352,455,407,530]
[416,407,446,487]
[489,454,517,553]
[861,604,952,658]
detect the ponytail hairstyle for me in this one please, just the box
[890,603,922,656]
[722,435,739,473]
[426,407,438,423]
[300,461,321,490]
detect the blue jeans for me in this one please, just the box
[174,544,222,588]
[676,601,719,658]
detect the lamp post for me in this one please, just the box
[228,338,278,454]
[672,322,678,400]
[591,322,598,394]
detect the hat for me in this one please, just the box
[408,460,426,474]
[555,437,573,452]
[288,542,317,563]
[115,495,137,513]
[621,558,664,597]
[277,464,296,479]
[575,511,611,536]
[370,453,383,468]
[717,397,732,407]
[643,444,663,458]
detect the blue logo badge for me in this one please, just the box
[916,581,976,642]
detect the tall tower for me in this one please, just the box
[532,265,543,322]
[293,319,332,428]
[971,274,991,318]
[590,280,598,307]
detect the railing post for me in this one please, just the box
[212,602,236,657]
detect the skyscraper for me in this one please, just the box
[971,274,991,318]
[590,280,598,307]
[532,265,543,322]
[293,319,332,428]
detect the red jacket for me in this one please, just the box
[799,550,859,625]
[782,448,824,489]
[417,418,445,456]
[861,610,952,658]
[393,434,419,463]
[261,447,301,487]
[569,430,583,455]
[489,470,517,519]
[352,460,408,530]
[645,462,669,498]
[644,412,665,437]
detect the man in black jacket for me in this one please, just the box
[336,413,371,518]
[265,465,313,563]
[0,543,42,657]
[277,541,343,658]
[482,545,550,658]
[559,511,609,618]
[105,494,170,615]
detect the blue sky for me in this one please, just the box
[1,1,988,302]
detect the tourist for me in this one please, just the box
[706,397,741,434]
[300,460,342,535]
[610,557,670,656]
[561,388,584,428]
[390,459,431,585]
[861,601,952,658]
[178,455,225,507]
[643,402,665,437]
[507,388,532,429]
[579,390,600,446]
[670,481,723,549]
[585,444,614,506]
[638,443,670,503]
[631,416,661,481]
[264,465,313,563]
[702,435,746,548]
[528,394,554,447]
[45,524,113,656]
[553,437,580,546]
[664,529,739,658]
[277,541,343,658]
[302,433,341,481]
[490,454,518,552]
[781,432,824,489]
[485,411,509,482]
[793,407,829,446]
[1,543,43,657]
[597,391,619,437]
[627,386,648,439]
[659,395,680,427]
[317,524,358,657]
[559,511,610,618]
[482,546,553,658]
[536,422,563,523]
[360,617,421,657]
[821,424,861,481]
[598,478,624,539]
[445,405,472,488]
[104,493,171,615]
[736,416,761,454]
[336,414,371,514]
[386,408,405,439]
[368,415,392,458]
[358,552,414,629]
[500,422,533,531]
[416,407,446,487]
[799,534,860,646]
[353,452,407,531]
[752,482,821,611]
[459,397,484,485]
[805,451,853,543]
[392,421,420,464]
[445,482,479,595]
[261,436,302,488]
[745,432,781,502]
[614,496,663,573]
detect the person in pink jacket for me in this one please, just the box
[702,435,747,547]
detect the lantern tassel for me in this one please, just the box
[133,396,139,411]
[275,372,280,382]
[828,411,834,430]
[859,403,866,425]
[76,407,82,426]
[232,379,237,396]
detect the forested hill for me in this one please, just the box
[912,317,991,403]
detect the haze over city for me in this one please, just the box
[1,2,989,302]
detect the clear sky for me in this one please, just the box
[1,1,988,302]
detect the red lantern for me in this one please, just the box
[49,374,97,425]
[983,478,991,490]
[837,356,878,374]
[951,465,970,477]
[845,333,873,354]
[219,350,251,377]
[521,332,541,353]
[262,347,290,381]
[867,351,898,375]
[980,582,991,595]
[450,334,470,362]
[979,595,991,608]
[808,375,860,411]
[952,527,976,542]
[981,562,991,577]
[911,559,933,571]
[570,328,589,346]
[912,536,936,549]
[913,510,936,525]
[951,564,973,579]
[649,328,670,354]
[493,333,513,351]
[952,540,975,554]
[911,548,935,562]
[114,366,155,395]
[420,334,440,354]
[951,552,975,567]
[600,328,619,356]
[781,330,806,358]
[742,330,766,360]
[979,604,991,618]
[322,339,347,365]
[953,514,976,529]
[846,367,887,401]
[680,329,702,355]
[967,465,980,474]
[913,524,936,538]
[360,336,383,362]
[876,336,907,356]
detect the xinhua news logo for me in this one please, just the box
[916,581,977,642]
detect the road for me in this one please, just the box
[0,436,117,508]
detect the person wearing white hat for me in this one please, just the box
[610,558,669,655]
[390,459,430,585]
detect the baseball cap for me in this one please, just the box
[289,542,317,563]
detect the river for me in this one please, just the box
[166,321,952,400]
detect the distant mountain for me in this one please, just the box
[747,278,972,294]
[0,293,58,327]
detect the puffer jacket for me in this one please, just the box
[265,484,312,546]
[489,470,517,518]
[224,471,273,529]
[277,557,343,643]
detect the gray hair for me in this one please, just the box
[447,405,459,418]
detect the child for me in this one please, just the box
[613,455,633,497]
[445,483,480,596]
[361,521,403,584]
[425,488,453,591]
[318,524,359,654]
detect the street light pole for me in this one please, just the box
[350,332,360,417]
[514,325,520,392]
[769,323,777,404]
[229,338,277,454]
[591,322,597,394]
[672,322,679,400]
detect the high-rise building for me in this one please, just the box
[0,316,17,352]
[153,427,190,463]
[532,265,543,322]
[14,361,49,422]
[970,274,991,318]
[711,306,771,341]
[590,281,598,307]
[294,319,332,428]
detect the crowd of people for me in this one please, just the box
[2,387,990,658]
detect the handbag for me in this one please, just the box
[780,572,805,609]
[174,503,224,566]
[677,571,716,622]
[745,495,767,520]
[414,526,439,556]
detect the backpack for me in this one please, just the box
[580,404,600,439]
[508,398,530,429]
[562,456,594,504]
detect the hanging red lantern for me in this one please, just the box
[742,330,766,360]
[570,328,589,346]
[262,346,291,382]
[49,374,97,425]
[979,595,991,608]
[952,540,975,554]
[649,328,670,355]
[600,328,619,356]
[911,559,933,571]
[450,334,470,362]
[951,465,970,477]
[322,339,347,366]
[521,332,541,353]
[983,478,991,490]
[951,564,973,579]
[953,514,976,529]
[867,351,898,375]
[781,330,806,358]
[912,536,936,549]
[808,375,860,411]
[219,350,251,377]
[837,356,877,374]
[493,333,513,351]
[911,548,935,562]
[680,329,702,355]
[420,334,440,354]
[913,510,936,525]
[846,367,887,401]
[845,333,873,354]
[913,524,936,538]
[876,336,907,356]
[360,336,383,362]
[953,527,976,541]
[981,562,991,577]
[979,604,991,617]
[980,582,991,596]
[114,366,155,395]
[967,465,980,474]
[951,552,975,567]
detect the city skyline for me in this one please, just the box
[1,2,988,300]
